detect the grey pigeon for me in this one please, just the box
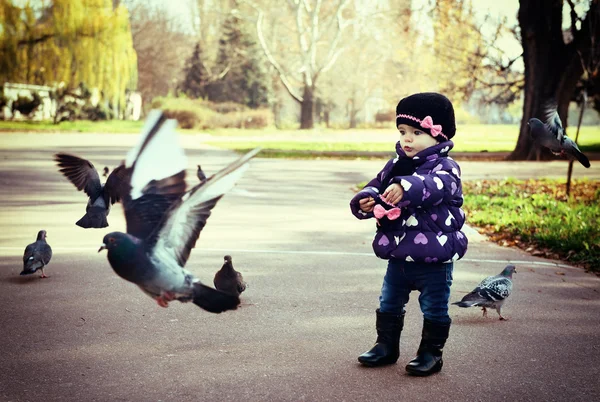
[214,255,247,296]
[452,265,516,320]
[98,110,261,313]
[54,153,128,228]
[21,230,53,278]
[528,105,590,168]
[197,165,207,184]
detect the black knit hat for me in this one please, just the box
[395,92,456,141]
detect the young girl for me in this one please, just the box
[350,92,468,376]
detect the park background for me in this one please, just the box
[1,0,599,270]
[2,3,600,401]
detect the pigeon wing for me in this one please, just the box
[103,164,131,205]
[478,276,512,302]
[125,110,186,199]
[151,148,261,267]
[541,102,564,141]
[121,111,188,241]
[54,153,102,199]
[236,272,247,293]
[123,172,187,242]
[22,243,35,264]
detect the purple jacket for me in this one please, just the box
[350,140,468,263]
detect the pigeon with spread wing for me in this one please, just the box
[528,104,590,168]
[98,110,260,313]
[54,153,128,228]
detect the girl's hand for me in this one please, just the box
[382,183,404,205]
[359,197,375,212]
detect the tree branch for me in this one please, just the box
[316,0,350,79]
[242,1,304,102]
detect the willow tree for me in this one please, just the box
[0,0,137,114]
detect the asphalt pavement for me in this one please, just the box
[0,133,599,402]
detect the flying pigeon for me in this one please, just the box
[528,105,590,168]
[21,230,53,278]
[197,165,207,184]
[214,255,247,296]
[54,153,128,228]
[452,265,516,320]
[98,110,260,313]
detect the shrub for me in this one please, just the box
[149,96,272,130]
[82,105,110,121]
[375,110,395,124]
[241,109,272,128]
[208,101,246,114]
[12,92,42,117]
[163,109,200,129]
[0,87,6,110]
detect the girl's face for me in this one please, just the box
[397,124,439,157]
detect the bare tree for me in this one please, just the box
[192,0,234,44]
[241,0,353,129]
[125,2,196,105]
[327,7,407,128]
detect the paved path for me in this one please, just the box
[0,134,599,402]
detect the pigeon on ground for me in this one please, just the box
[528,104,590,168]
[98,110,261,313]
[197,165,207,184]
[54,153,128,228]
[214,255,247,296]
[21,230,53,278]
[452,265,516,320]
[102,166,110,177]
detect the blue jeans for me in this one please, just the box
[379,259,453,325]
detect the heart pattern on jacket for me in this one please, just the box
[406,215,419,227]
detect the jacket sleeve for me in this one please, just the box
[349,159,394,219]
[389,159,462,209]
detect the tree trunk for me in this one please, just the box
[509,0,589,160]
[509,0,563,160]
[300,85,314,129]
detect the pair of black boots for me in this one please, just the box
[358,309,450,376]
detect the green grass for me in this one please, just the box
[204,124,600,155]
[208,141,393,151]
[0,119,144,133]
[1,121,599,156]
[463,179,600,271]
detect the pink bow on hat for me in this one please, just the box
[373,204,401,220]
[420,115,443,137]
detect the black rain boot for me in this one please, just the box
[405,319,450,376]
[358,309,404,367]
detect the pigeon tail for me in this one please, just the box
[192,282,240,313]
[20,266,38,275]
[452,300,480,308]
[574,149,591,168]
[76,210,108,228]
